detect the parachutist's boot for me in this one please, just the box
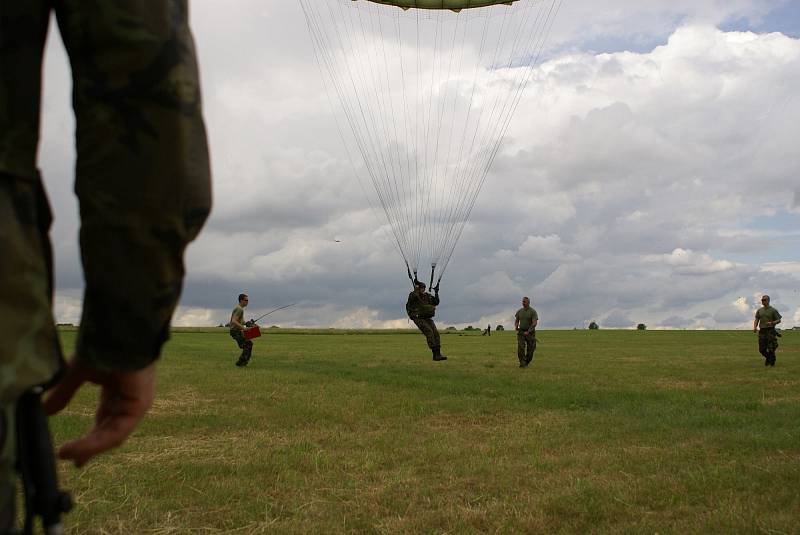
[432,346,447,361]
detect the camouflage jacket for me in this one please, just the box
[406,291,440,320]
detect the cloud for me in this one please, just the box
[37,4,800,329]
[173,307,218,328]
[659,315,692,328]
[712,296,753,324]
[603,309,635,328]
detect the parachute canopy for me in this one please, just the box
[365,1,519,11]
[300,0,561,286]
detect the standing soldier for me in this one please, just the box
[514,297,539,367]
[230,294,254,367]
[753,295,781,367]
[1,2,211,531]
[406,282,447,361]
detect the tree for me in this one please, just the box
[637,323,647,330]
[495,325,504,331]
[588,321,599,330]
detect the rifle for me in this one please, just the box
[16,387,72,535]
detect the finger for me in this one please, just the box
[57,410,145,468]
[42,363,90,415]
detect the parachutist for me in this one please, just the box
[406,281,447,361]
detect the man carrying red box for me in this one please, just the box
[230,294,254,367]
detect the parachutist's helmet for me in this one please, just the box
[415,281,426,290]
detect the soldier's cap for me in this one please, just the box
[415,281,426,289]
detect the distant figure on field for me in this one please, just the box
[230,294,253,367]
[406,281,446,361]
[514,297,538,368]
[482,324,491,336]
[753,295,781,367]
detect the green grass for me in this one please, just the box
[48,329,799,534]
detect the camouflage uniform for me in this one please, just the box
[515,306,538,366]
[406,290,440,350]
[229,305,252,367]
[0,1,211,529]
[755,305,781,366]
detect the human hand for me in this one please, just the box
[43,357,156,468]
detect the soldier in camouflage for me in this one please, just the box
[753,295,781,367]
[514,296,538,368]
[1,1,211,530]
[230,294,253,367]
[406,281,447,361]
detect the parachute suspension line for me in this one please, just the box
[395,9,416,273]
[302,2,404,264]
[379,9,414,263]
[440,2,558,277]
[304,0,411,264]
[350,3,417,263]
[360,6,409,260]
[413,8,422,272]
[421,9,442,278]
[438,0,565,277]
[433,4,518,275]
[427,12,461,274]
[431,10,493,269]
[430,13,467,272]
[330,3,409,262]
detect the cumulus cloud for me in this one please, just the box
[713,296,753,325]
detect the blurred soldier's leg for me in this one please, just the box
[242,340,253,365]
[413,319,436,350]
[517,334,526,366]
[766,331,777,366]
[525,334,536,364]
[758,334,769,366]
[230,331,248,367]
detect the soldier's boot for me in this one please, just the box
[769,352,776,367]
[432,346,447,361]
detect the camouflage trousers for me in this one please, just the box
[412,318,440,350]
[230,330,253,365]
[517,331,537,365]
[758,328,778,360]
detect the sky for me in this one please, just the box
[39,0,799,330]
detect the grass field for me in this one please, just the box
[48,328,799,534]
